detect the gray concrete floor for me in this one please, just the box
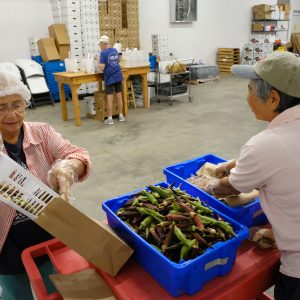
[27,75,266,220]
[26,75,274,297]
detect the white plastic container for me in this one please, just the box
[85,96,96,115]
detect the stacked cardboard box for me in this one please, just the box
[37,38,60,62]
[252,23,264,32]
[80,0,100,94]
[50,0,87,94]
[50,0,102,95]
[87,91,119,121]
[98,0,140,49]
[253,4,291,20]
[126,0,139,48]
[49,24,71,60]
[217,48,240,73]
[115,28,129,50]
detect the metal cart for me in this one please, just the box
[156,70,192,105]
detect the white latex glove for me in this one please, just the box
[214,160,236,178]
[0,132,4,152]
[253,228,277,249]
[47,159,79,202]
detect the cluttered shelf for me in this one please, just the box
[252,30,288,33]
[252,19,289,21]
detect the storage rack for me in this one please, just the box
[251,19,289,41]
[155,70,192,105]
[217,48,240,74]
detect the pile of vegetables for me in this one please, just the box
[0,182,48,215]
[117,184,236,263]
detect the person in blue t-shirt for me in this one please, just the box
[98,35,125,125]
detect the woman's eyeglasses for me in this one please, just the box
[0,102,26,115]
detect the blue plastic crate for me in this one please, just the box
[163,154,268,227]
[102,182,249,297]
[31,55,43,64]
[41,61,70,102]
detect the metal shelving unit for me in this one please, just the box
[155,70,192,105]
[251,19,290,40]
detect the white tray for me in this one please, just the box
[0,153,59,220]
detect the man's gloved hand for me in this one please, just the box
[47,159,83,202]
[253,228,277,249]
[214,160,236,178]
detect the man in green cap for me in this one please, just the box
[201,51,300,300]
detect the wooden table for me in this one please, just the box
[54,72,103,127]
[121,66,150,116]
[54,67,150,127]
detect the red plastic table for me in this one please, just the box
[22,239,280,300]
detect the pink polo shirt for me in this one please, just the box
[229,105,300,278]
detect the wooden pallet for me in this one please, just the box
[217,59,240,64]
[218,48,240,54]
[187,77,219,85]
[218,64,233,74]
[217,48,241,70]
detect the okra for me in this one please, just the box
[136,207,164,223]
[162,223,174,253]
[216,221,236,237]
[148,185,173,199]
[141,190,159,206]
[139,216,153,229]
[150,227,161,245]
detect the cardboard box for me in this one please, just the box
[37,38,60,62]
[58,44,70,60]
[87,91,119,121]
[115,34,128,49]
[99,28,115,43]
[48,24,70,45]
[253,4,271,14]
[252,23,264,32]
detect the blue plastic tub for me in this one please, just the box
[163,154,268,227]
[102,182,249,297]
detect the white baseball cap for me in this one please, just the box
[231,52,300,98]
[98,35,110,45]
[0,71,31,103]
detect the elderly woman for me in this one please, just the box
[201,52,300,300]
[0,71,91,299]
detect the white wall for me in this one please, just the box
[291,0,300,10]
[0,0,53,62]
[139,0,278,64]
[0,0,295,64]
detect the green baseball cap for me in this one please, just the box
[231,52,300,98]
